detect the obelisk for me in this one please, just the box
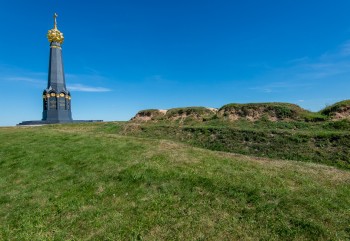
[42,13,73,123]
[18,14,103,126]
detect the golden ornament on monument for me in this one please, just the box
[47,13,64,44]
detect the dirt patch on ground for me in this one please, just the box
[206,107,218,113]
[159,109,168,114]
[131,109,167,122]
[218,107,265,121]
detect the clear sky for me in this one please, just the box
[1,0,350,126]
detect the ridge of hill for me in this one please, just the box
[321,100,350,120]
[127,100,350,169]
[131,100,350,123]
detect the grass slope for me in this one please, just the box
[113,119,350,169]
[0,124,349,240]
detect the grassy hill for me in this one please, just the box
[320,100,350,119]
[0,123,349,240]
[120,122,350,169]
[218,102,313,121]
[132,100,350,123]
[129,101,350,169]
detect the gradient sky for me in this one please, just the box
[1,0,350,126]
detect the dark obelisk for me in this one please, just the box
[42,13,73,123]
[18,14,102,125]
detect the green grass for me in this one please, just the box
[0,124,349,240]
[96,120,350,169]
[131,124,350,168]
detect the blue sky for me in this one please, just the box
[1,0,350,126]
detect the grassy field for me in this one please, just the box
[0,123,349,240]
[102,119,350,169]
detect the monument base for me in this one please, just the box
[17,120,103,126]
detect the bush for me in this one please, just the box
[302,113,328,122]
[323,119,350,130]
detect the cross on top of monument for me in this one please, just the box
[47,12,64,44]
[54,13,58,29]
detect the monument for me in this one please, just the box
[42,13,73,123]
[18,14,102,125]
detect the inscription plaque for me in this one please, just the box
[59,98,66,109]
[49,98,57,109]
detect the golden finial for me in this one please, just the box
[47,13,64,44]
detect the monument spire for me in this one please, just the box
[42,13,73,123]
[18,13,103,125]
